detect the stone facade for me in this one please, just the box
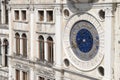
[0,0,120,80]
[0,0,9,80]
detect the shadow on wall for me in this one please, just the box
[67,0,99,13]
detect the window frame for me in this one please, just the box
[21,10,27,21]
[13,9,28,22]
[46,10,54,22]
[16,69,20,80]
[22,34,27,57]
[14,10,20,21]
[15,33,20,55]
[39,76,45,80]
[23,71,28,80]
[38,36,45,61]
[3,39,8,67]
[38,10,44,22]
[37,9,54,24]
[47,37,54,64]
[0,40,1,55]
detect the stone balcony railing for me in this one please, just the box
[10,53,30,62]
[0,24,8,29]
[10,53,55,67]
[35,58,55,67]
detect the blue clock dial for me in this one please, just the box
[76,29,93,53]
[70,20,99,61]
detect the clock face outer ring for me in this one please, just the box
[70,20,99,61]
[63,13,104,71]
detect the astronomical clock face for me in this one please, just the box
[63,13,104,71]
[70,20,99,61]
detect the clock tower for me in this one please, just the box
[62,0,118,80]
[63,13,104,71]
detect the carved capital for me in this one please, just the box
[55,6,62,15]
[105,3,117,17]
[29,5,34,12]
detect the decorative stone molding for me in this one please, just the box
[36,68,55,78]
[55,5,62,15]
[13,63,30,72]
[63,12,104,71]
[9,4,29,9]
[29,5,34,13]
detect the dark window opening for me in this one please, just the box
[21,10,26,20]
[39,36,44,61]
[0,10,1,24]
[23,71,28,80]
[6,10,8,24]
[98,66,104,76]
[47,37,54,64]
[39,77,45,80]
[47,11,53,22]
[38,11,44,21]
[0,40,2,65]
[0,40,1,55]
[22,34,27,57]
[16,70,20,80]
[64,59,70,67]
[15,33,20,55]
[64,9,70,17]
[99,10,105,19]
[15,10,19,20]
[3,39,8,67]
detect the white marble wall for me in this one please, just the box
[7,0,120,80]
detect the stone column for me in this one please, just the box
[2,44,5,66]
[44,9,46,22]
[0,43,2,65]
[44,36,48,61]
[30,6,35,61]
[20,37,23,56]
[1,0,6,24]
[55,5,62,68]
[8,6,13,80]
[30,68,34,80]
[20,70,22,80]
[103,4,114,80]
[114,4,120,80]
[54,5,62,80]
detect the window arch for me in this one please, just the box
[38,35,44,61]
[47,36,54,63]
[0,39,1,55]
[0,39,2,65]
[3,39,8,67]
[15,33,20,55]
[22,34,27,57]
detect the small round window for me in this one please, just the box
[98,66,104,76]
[99,10,105,20]
[64,59,70,67]
[63,9,70,17]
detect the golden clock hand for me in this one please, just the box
[72,41,77,48]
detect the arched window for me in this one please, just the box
[0,39,2,65]
[22,34,27,57]
[47,37,54,64]
[15,33,20,55]
[0,39,1,55]
[3,39,8,67]
[38,36,44,61]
